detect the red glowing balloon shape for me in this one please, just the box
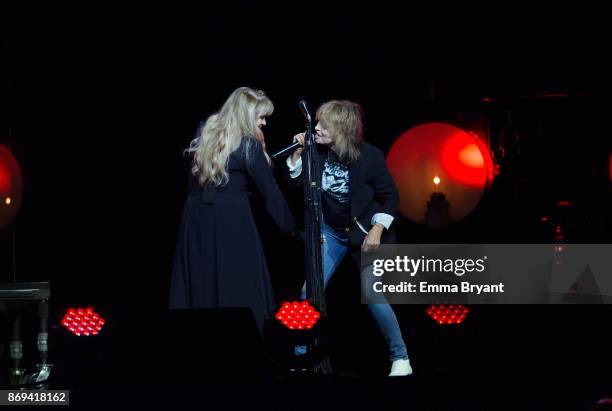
[0,145,23,227]
[386,122,494,224]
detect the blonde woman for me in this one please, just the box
[170,87,298,332]
[286,100,412,376]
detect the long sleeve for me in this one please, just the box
[371,213,394,229]
[286,156,303,178]
[367,147,399,219]
[246,141,297,234]
[281,154,304,188]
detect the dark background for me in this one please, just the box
[0,1,611,404]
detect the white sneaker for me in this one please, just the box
[388,358,413,377]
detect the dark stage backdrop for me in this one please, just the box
[1,3,611,376]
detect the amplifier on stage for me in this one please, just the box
[0,282,51,388]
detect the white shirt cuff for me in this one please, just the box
[371,213,394,229]
[286,156,302,178]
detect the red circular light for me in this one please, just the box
[387,123,494,224]
[0,145,23,228]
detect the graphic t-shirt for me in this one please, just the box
[321,149,350,231]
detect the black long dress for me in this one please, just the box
[169,137,296,331]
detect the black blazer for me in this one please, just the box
[284,142,399,248]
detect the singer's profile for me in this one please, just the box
[285,100,413,376]
[169,87,298,332]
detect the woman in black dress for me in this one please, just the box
[169,87,297,331]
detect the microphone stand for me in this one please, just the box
[300,101,332,375]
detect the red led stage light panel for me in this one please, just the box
[426,304,470,325]
[275,301,321,330]
[61,307,105,336]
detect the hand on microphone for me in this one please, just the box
[289,133,305,167]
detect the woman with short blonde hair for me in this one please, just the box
[286,99,412,376]
[315,100,364,163]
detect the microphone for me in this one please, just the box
[271,141,301,159]
[299,100,311,123]
[271,100,311,160]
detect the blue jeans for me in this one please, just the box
[296,221,408,361]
